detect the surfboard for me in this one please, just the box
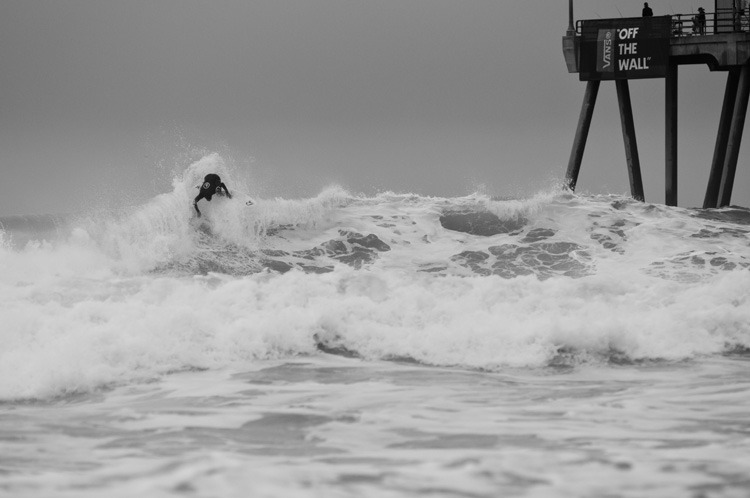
[224,192,255,206]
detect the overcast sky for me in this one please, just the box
[1,0,748,215]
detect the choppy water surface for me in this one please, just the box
[1,154,749,497]
[3,357,750,498]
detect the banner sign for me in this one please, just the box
[579,16,672,81]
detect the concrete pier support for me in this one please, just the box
[565,80,600,191]
[704,68,740,208]
[616,80,645,201]
[718,64,750,207]
[665,63,678,206]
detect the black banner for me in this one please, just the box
[579,16,672,81]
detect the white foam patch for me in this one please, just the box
[1,263,748,400]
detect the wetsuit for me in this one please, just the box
[194,174,231,217]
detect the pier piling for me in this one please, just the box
[616,80,645,201]
[665,62,678,206]
[705,68,740,208]
[718,64,750,207]
[566,80,600,191]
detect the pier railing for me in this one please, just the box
[575,8,750,37]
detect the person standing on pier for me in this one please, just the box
[694,7,706,35]
[642,2,654,16]
[698,7,706,34]
[736,0,747,31]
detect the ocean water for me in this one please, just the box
[1,154,750,497]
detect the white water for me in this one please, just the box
[1,153,749,496]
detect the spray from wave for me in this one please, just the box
[1,154,749,401]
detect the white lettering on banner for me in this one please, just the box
[619,43,638,55]
[616,26,649,72]
[602,31,612,69]
[619,57,651,70]
[618,27,640,39]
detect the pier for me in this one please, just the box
[563,0,750,207]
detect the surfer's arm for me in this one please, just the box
[220,183,232,199]
[193,194,202,217]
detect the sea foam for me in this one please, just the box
[1,155,749,400]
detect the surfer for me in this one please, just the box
[193,173,232,217]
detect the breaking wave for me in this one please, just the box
[1,153,749,400]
